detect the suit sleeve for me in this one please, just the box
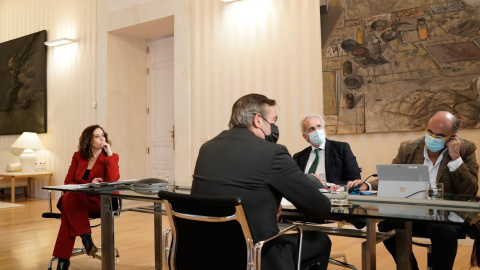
[392,141,408,164]
[104,153,120,182]
[341,143,362,181]
[64,153,81,185]
[268,146,331,219]
[451,141,478,195]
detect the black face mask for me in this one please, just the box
[261,116,280,143]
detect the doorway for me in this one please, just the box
[147,36,175,180]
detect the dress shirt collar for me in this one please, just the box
[310,140,326,152]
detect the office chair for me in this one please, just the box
[41,190,121,270]
[158,191,303,270]
[412,233,468,270]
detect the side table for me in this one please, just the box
[0,172,53,203]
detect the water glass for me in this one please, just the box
[425,182,444,200]
[330,184,349,206]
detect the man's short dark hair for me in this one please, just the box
[228,94,276,129]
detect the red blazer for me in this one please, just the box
[64,151,120,185]
[57,151,120,209]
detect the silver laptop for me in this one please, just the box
[376,164,429,199]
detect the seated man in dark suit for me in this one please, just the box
[293,114,364,189]
[192,94,332,270]
[378,111,479,270]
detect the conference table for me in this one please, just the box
[43,183,480,270]
[281,193,480,270]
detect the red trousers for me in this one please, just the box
[52,192,100,259]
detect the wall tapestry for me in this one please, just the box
[0,30,47,135]
[321,0,480,134]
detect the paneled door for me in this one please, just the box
[147,36,174,180]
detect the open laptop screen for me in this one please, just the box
[376,164,430,199]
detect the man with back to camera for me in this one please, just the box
[191,94,332,270]
[378,111,479,270]
[293,114,367,190]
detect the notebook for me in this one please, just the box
[376,164,430,199]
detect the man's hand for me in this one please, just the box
[310,173,327,188]
[347,179,367,191]
[446,135,461,161]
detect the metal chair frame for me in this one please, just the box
[160,191,303,270]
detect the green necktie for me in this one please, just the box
[308,148,320,174]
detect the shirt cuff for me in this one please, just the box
[447,157,463,172]
[364,182,372,191]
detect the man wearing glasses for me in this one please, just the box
[378,111,479,270]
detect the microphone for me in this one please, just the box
[349,173,378,194]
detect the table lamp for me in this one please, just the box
[11,132,45,172]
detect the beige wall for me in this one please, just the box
[99,0,190,181]
[188,0,480,180]
[0,0,97,196]
[1,0,478,195]
[190,0,323,169]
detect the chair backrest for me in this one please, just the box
[158,191,254,270]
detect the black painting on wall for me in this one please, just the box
[0,30,47,135]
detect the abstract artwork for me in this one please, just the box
[0,30,47,135]
[321,0,480,134]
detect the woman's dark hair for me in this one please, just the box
[78,125,112,160]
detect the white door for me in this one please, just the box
[147,36,174,180]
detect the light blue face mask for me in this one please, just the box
[308,129,326,146]
[425,133,446,152]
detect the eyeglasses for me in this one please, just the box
[425,128,451,142]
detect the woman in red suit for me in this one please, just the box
[53,125,120,270]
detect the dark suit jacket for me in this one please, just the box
[292,139,361,185]
[191,128,331,270]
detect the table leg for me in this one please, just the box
[29,177,34,198]
[101,195,115,270]
[396,221,413,270]
[10,177,15,203]
[154,202,163,270]
[362,218,377,270]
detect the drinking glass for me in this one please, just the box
[330,184,349,206]
[425,182,444,200]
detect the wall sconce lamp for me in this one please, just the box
[11,132,45,172]
[44,38,74,46]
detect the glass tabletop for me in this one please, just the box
[282,193,480,225]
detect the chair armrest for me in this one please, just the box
[254,224,303,270]
[163,227,173,270]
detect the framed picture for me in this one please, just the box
[0,30,47,135]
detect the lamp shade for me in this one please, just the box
[11,132,45,172]
[11,132,45,150]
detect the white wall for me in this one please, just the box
[0,0,97,196]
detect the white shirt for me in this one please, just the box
[423,146,463,185]
[305,141,327,182]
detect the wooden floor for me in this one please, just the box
[0,197,477,270]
